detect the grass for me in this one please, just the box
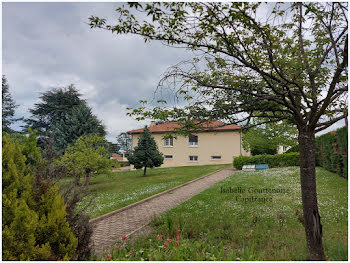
[99,167,348,261]
[59,164,228,219]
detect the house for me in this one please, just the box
[127,120,250,168]
[110,153,128,163]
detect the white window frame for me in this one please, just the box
[164,137,173,147]
[164,155,173,160]
[188,135,198,147]
[189,155,198,162]
[211,156,222,160]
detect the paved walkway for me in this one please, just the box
[90,166,235,254]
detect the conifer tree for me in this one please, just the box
[52,104,106,152]
[2,135,78,260]
[128,127,164,176]
[2,75,19,133]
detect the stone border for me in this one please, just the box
[89,165,232,225]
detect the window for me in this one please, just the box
[164,155,173,160]
[188,135,198,146]
[189,156,198,162]
[164,137,173,147]
[211,156,222,160]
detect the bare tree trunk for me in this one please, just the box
[73,170,81,186]
[143,166,147,176]
[298,130,325,260]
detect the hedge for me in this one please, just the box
[315,126,347,179]
[233,152,300,170]
[285,144,299,153]
[268,126,348,178]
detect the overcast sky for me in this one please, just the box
[2,2,345,142]
[3,2,193,142]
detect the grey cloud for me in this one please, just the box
[3,2,191,142]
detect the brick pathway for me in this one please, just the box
[90,166,235,254]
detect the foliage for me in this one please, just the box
[40,136,94,260]
[52,103,106,152]
[127,127,164,176]
[119,161,130,167]
[61,183,93,260]
[98,167,347,261]
[2,75,19,133]
[242,120,298,155]
[6,128,42,169]
[59,134,111,180]
[286,145,299,153]
[2,135,77,260]
[106,142,120,155]
[315,126,348,178]
[233,152,300,170]
[290,126,348,178]
[24,85,85,144]
[117,132,132,153]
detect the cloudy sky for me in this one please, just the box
[3,2,192,142]
[2,2,345,142]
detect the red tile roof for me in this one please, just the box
[127,120,241,134]
[111,153,124,161]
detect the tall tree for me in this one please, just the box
[89,2,348,259]
[116,132,132,153]
[127,127,163,176]
[25,85,85,140]
[52,104,106,152]
[2,75,19,133]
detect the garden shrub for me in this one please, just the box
[40,137,93,260]
[285,144,299,153]
[119,161,130,167]
[315,126,348,178]
[2,135,78,260]
[275,127,348,178]
[233,152,300,170]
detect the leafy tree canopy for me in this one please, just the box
[242,119,298,155]
[59,134,111,183]
[128,127,163,176]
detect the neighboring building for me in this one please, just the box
[277,145,291,154]
[110,153,128,163]
[127,120,250,168]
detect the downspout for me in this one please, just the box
[239,129,242,156]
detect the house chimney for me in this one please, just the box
[150,121,156,127]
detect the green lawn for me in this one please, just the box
[60,164,228,219]
[100,167,347,261]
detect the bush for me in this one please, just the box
[285,144,299,153]
[119,161,130,167]
[2,135,78,260]
[315,126,347,178]
[233,152,300,170]
[42,137,93,260]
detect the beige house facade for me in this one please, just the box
[128,121,250,168]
